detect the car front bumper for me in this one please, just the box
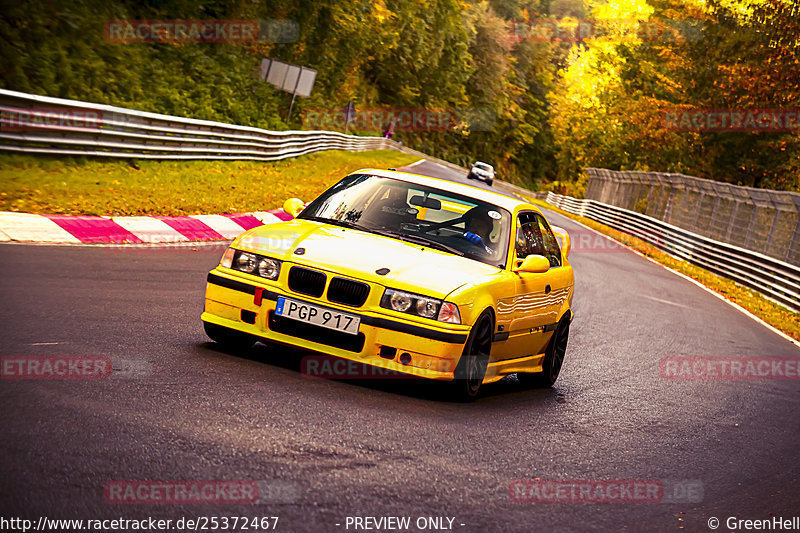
[201,270,471,381]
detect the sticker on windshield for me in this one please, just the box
[488,210,501,220]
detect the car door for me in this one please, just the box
[493,212,555,360]
[533,212,572,322]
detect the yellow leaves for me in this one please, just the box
[710,0,770,20]
[591,0,654,23]
[556,43,623,113]
[371,0,394,24]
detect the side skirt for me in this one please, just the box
[483,353,546,384]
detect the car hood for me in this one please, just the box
[236,219,500,298]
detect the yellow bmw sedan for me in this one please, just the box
[202,169,574,399]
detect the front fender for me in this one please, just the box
[444,278,504,328]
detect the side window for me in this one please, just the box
[514,213,544,259]
[535,214,562,267]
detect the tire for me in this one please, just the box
[486,178,494,186]
[203,321,256,352]
[453,310,493,401]
[518,316,570,388]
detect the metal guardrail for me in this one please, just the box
[546,192,800,313]
[9,90,793,311]
[585,168,800,266]
[0,89,548,199]
[0,89,389,160]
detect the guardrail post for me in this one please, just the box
[691,192,705,231]
[725,201,740,243]
[708,195,721,238]
[663,189,674,223]
[787,220,800,263]
[744,206,759,250]
[764,209,781,256]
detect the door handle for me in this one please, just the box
[545,284,551,294]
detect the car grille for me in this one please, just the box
[327,277,370,307]
[288,266,326,297]
[268,312,366,352]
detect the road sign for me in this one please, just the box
[259,58,318,121]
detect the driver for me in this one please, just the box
[462,205,495,255]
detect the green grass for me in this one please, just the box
[529,198,800,342]
[0,150,419,216]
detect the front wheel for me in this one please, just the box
[203,322,256,352]
[518,317,570,388]
[453,310,493,401]
[486,178,494,186]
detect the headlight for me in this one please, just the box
[257,257,280,280]
[226,249,282,280]
[236,252,257,272]
[389,291,413,312]
[415,298,439,318]
[381,289,460,323]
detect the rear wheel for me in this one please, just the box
[518,316,570,388]
[203,322,256,352]
[453,310,493,401]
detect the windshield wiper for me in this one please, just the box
[303,215,365,231]
[304,217,465,257]
[369,229,465,256]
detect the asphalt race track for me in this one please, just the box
[1,160,799,532]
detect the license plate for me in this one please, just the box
[275,297,360,335]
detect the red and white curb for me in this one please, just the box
[0,209,293,244]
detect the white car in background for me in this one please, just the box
[467,162,495,186]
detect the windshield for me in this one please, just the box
[299,174,511,268]
[474,163,493,171]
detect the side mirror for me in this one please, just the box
[513,254,550,274]
[283,198,305,218]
